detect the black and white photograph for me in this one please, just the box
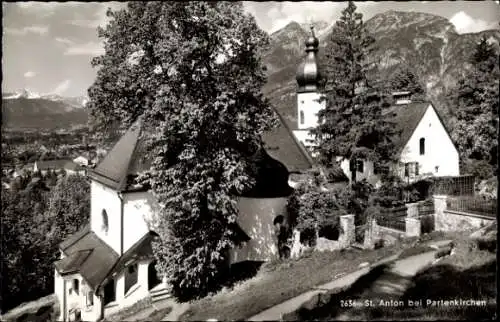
[1,1,498,321]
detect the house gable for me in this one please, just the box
[399,103,459,176]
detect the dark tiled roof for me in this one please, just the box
[262,111,314,173]
[383,101,430,153]
[64,161,84,172]
[59,224,91,250]
[88,118,151,191]
[100,231,158,287]
[35,159,72,170]
[55,228,120,290]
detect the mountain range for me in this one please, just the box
[2,10,499,132]
[2,89,89,131]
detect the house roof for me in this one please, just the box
[35,159,72,170]
[262,111,314,173]
[383,101,430,153]
[99,231,158,288]
[384,101,457,155]
[55,227,120,290]
[88,118,151,191]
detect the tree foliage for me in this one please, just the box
[87,2,276,301]
[1,173,90,313]
[388,65,426,101]
[450,36,499,174]
[312,1,396,176]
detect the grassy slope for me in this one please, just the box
[181,238,423,321]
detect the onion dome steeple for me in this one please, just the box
[296,25,321,93]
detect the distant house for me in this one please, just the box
[22,159,86,176]
[54,112,312,321]
[292,27,459,184]
[73,155,90,167]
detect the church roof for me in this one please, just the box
[99,231,158,288]
[88,118,151,191]
[262,111,314,173]
[55,227,120,290]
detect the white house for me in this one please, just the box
[292,27,459,184]
[54,110,313,320]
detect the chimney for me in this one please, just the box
[392,91,411,105]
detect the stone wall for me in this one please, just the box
[433,195,495,232]
[290,214,356,257]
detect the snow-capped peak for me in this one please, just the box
[3,88,41,99]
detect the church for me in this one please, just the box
[291,26,459,184]
[53,43,314,322]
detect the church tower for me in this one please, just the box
[293,25,325,148]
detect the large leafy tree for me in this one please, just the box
[87,2,276,301]
[450,37,499,177]
[312,1,395,178]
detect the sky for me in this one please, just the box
[2,1,499,97]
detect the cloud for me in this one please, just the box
[52,79,71,95]
[450,11,496,34]
[17,2,82,17]
[4,25,49,36]
[63,41,105,56]
[265,1,377,33]
[24,71,36,78]
[55,37,75,45]
[68,2,126,29]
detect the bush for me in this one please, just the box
[434,246,452,259]
[374,239,385,249]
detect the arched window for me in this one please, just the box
[73,279,79,295]
[125,263,138,294]
[419,138,425,155]
[101,209,109,233]
[299,110,305,125]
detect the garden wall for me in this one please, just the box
[433,195,495,232]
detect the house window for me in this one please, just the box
[435,166,439,173]
[125,264,138,294]
[101,209,109,233]
[299,110,305,125]
[86,291,94,307]
[419,138,425,155]
[73,279,79,295]
[404,163,410,177]
[415,162,419,176]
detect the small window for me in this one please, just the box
[415,162,419,176]
[125,264,138,294]
[404,163,410,177]
[299,110,305,125]
[356,160,364,173]
[101,209,109,233]
[435,166,439,173]
[86,291,94,307]
[419,138,425,155]
[73,279,79,295]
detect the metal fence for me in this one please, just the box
[355,224,366,243]
[433,175,475,196]
[446,196,497,218]
[417,199,434,216]
[377,205,407,231]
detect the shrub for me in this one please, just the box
[374,239,385,249]
[434,246,452,259]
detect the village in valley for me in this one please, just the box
[1,1,498,322]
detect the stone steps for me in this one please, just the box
[150,285,172,303]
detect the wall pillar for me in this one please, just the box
[340,214,355,248]
[406,203,419,218]
[405,217,421,237]
[433,195,448,231]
